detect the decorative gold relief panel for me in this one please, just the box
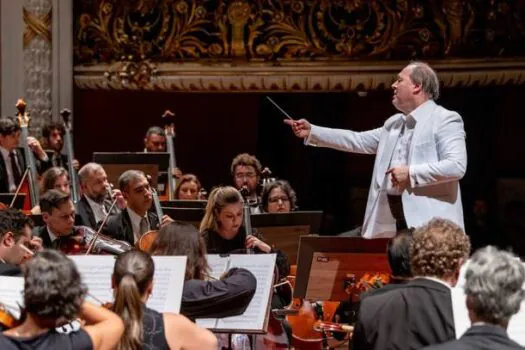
[73,0,525,91]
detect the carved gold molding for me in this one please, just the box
[74,59,525,92]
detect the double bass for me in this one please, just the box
[60,108,81,204]
[15,99,39,210]
[161,110,177,200]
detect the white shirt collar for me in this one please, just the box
[85,195,107,223]
[127,208,149,243]
[417,276,453,290]
[406,99,435,124]
[46,225,58,242]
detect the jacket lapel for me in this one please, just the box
[376,117,404,186]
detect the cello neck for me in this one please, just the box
[61,108,80,203]
[162,110,177,200]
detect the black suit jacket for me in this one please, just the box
[0,148,26,193]
[33,225,53,249]
[423,324,524,350]
[104,209,159,245]
[76,196,120,229]
[0,262,22,276]
[352,278,455,350]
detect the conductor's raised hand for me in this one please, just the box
[284,118,311,139]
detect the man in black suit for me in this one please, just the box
[39,121,81,172]
[104,170,173,245]
[34,190,76,248]
[0,117,49,193]
[352,218,471,350]
[76,162,124,229]
[423,246,525,350]
[0,208,42,276]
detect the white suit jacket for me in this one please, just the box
[306,100,467,238]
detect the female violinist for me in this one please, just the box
[0,249,124,349]
[261,180,298,214]
[110,249,217,350]
[149,221,257,320]
[173,174,204,200]
[31,167,71,214]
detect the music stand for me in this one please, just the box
[250,211,322,264]
[161,207,205,228]
[160,200,207,209]
[294,236,391,301]
[0,193,26,210]
[92,152,170,188]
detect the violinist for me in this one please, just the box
[174,174,204,200]
[104,170,173,245]
[0,208,41,277]
[261,180,297,213]
[76,163,124,229]
[231,153,263,213]
[0,116,48,193]
[30,167,71,214]
[111,249,217,349]
[40,121,79,170]
[150,222,256,320]
[0,249,124,349]
[33,190,76,248]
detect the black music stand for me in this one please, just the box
[294,236,391,301]
[250,211,323,264]
[92,152,170,189]
[160,200,207,209]
[0,193,26,210]
[161,207,205,228]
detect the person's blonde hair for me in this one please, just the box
[410,218,470,278]
[199,186,242,233]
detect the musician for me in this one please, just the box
[0,208,41,277]
[0,249,124,349]
[352,218,471,350]
[104,170,173,245]
[40,121,79,171]
[174,174,203,200]
[0,116,49,193]
[31,167,71,214]
[111,249,217,349]
[150,221,257,320]
[76,163,123,229]
[231,153,263,213]
[261,180,297,213]
[144,126,166,153]
[34,190,76,248]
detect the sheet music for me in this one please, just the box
[69,255,186,313]
[206,254,230,280]
[0,276,24,319]
[196,254,276,332]
[452,260,525,346]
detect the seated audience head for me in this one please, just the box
[231,153,262,197]
[24,249,86,328]
[261,180,297,213]
[174,174,202,200]
[112,249,154,349]
[200,186,243,239]
[410,218,470,287]
[144,126,166,152]
[78,162,110,203]
[40,167,70,195]
[387,231,414,280]
[0,208,34,265]
[0,117,21,151]
[41,121,65,152]
[151,221,209,280]
[465,246,525,328]
[40,190,75,236]
[119,170,152,216]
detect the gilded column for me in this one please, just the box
[23,0,52,135]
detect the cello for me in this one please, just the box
[161,110,177,200]
[15,99,39,210]
[60,108,81,203]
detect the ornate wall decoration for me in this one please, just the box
[74,0,525,91]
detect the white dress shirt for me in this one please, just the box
[0,146,20,192]
[46,226,59,243]
[127,208,150,244]
[85,196,108,224]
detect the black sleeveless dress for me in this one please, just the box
[0,328,92,349]
[143,306,169,350]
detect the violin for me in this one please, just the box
[55,226,132,255]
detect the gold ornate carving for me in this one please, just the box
[23,7,52,48]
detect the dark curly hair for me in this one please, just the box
[24,249,86,321]
[410,218,471,278]
[261,180,297,212]
[0,116,20,136]
[41,121,65,139]
[0,208,34,241]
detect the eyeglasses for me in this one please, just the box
[268,196,290,204]
[235,172,257,180]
